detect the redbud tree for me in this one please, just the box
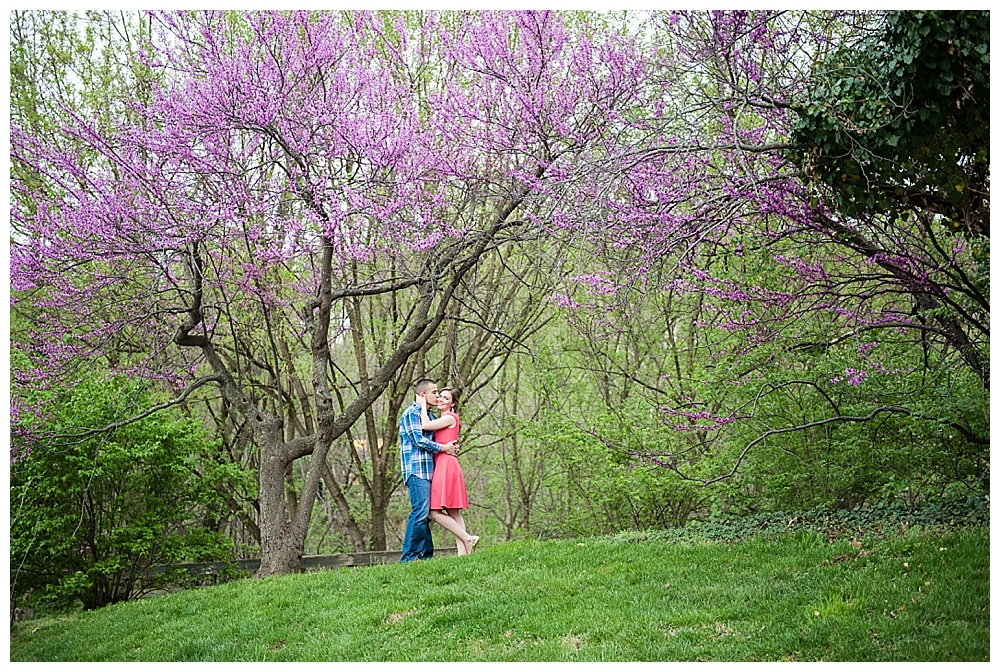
[11,10,651,575]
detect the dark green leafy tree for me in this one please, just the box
[10,374,234,611]
[790,10,989,238]
[783,10,989,390]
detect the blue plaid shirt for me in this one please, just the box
[399,402,442,482]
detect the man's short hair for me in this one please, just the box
[414,378,436,394]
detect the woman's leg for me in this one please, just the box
[429,508,475,554]
[449,509,479,554]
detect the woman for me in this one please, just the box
[418,387,479,555]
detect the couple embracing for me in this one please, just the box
[398,378,480,562]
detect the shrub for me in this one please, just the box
[10,376,235,612]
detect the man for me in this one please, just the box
[399,378,459,562]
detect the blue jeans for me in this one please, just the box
[401,475,434,562]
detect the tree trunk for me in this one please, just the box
[257,422,303,577]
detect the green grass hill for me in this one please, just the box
[10,526,989,662]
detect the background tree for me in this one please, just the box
[542,10,988,506]
[790,10,989,239]
[787,10,989,387]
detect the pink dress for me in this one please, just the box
[429,412,469,510]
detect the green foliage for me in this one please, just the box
[789,10,989,236]
[10,375,235,611]
[514,227,987,533]
[747,337,985,511]
[10,523,989,661]
[625,218,990,515]
[529,408,708,536]
[611,489,989,545]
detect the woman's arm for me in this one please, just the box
[420,404,455,431]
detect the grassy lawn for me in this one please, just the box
[10,526,989,661]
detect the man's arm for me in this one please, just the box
[402,409,441,454]
[414,428,443,454]
[415,428,459,455]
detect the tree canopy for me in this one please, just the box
[789,11,989,238]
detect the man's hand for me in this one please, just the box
[441,440,459,456]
